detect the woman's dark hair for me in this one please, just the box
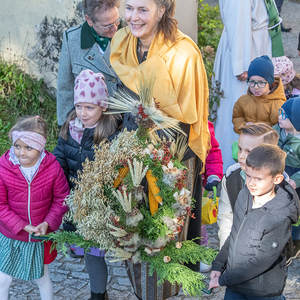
[60,109,120,144]
[83,0,120,22]
[154,0,178,43]
[9,116,47,140]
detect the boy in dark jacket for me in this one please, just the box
[209,144,300,299]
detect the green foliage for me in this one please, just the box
[197,0,224,122]
[0,57,59,155]
[37,231,101,257]
[141,240,218,296]
[198,0,223,52]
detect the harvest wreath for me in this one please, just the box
[43,75,217,297]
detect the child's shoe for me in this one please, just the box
[88,291,108,300]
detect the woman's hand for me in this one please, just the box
[289,179,297,189]
[24,224,39,234]
[35,222,49,236]
[236,71,248,81]
[209,271,221,289]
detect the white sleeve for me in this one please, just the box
[217,176,233,248]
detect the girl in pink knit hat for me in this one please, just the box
[272,56,300,99]
[53,69,121,300]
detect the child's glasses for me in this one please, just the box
[278,108,288,120]
[246,80,268,88]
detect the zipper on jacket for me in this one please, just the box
[19,167,40,242]
[79,146,82,153]
[231,196,250,266]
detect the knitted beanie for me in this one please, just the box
[272,56,296,85]
[247,55,274,86]
[282,97,300,131]
[74,69,108,108]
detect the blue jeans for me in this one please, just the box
[224,288,286,300]
[292,225,300,240]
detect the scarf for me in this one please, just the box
[264,0,284,57]
[69,118,97,144]
[110,28,210,168]
[91,27,111,52]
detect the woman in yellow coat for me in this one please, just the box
[110,0,210,272]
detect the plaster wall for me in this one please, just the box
[0,0,198,90]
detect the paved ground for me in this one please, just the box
[7,222,300,300]
[8,1,300,299]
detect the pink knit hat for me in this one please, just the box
[74,69,109,108]
[272,56,296,85]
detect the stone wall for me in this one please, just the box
[0,0,198,92]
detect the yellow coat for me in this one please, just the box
[232,78,286,133]
[110,28,210,166]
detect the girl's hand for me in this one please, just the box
[24,224,39,234]
[35,222,49,236]
[289,179,297,189]
[209,271,221,289]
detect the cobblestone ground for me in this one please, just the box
[8,223,300,300]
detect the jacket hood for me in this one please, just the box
[247,77,286,102]
[247,181,300,225]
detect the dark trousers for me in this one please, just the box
[186,156,202,271]
[275,0,284,14]
[224,288,286,300]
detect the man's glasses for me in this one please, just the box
[246,80,268,88]
[278,108,288,120]
[99,15,123,30]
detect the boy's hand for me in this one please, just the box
[210,270,221,279]
[24,224,39,234]
[236,71,248,81]
[209,271,221,289]
[35,222,49,236]
[289,179,297,189]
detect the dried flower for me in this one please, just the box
[175,242,182,249]
[163,256,171,263]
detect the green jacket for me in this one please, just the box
[273,124,300,188]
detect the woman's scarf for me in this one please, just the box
[110,28,210,168]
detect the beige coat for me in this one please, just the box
[232,77,286,133]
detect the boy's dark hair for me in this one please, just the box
[240,123,279,145]
[246,144,286,177]
[9,116,47,140]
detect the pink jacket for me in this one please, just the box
[0,150,69,242]
[203,121,223,185]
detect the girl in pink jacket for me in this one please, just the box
[0,116,69,300]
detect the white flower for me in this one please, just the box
[175,242,182,249]
[173,188,191,205]
[163,256,171,263]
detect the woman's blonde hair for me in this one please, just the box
[154,0,178,43]
[60,110,120,144]
[9,116,47,140]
